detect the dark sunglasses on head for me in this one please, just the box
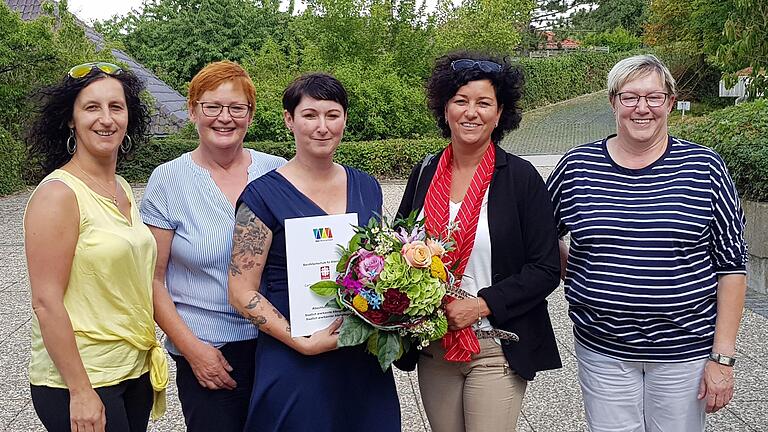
[451,59,503,73]
[68,62,123,79]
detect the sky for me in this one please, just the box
[67,0,444,23]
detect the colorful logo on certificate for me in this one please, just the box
[320,265,331,280]
[313,227,333,241]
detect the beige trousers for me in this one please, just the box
[417,338,528,432]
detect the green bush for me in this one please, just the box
[0,127,26,195]
[670,100,768,202]
[119,137,448,183]
[579,27,643,53]
[517,49,646,110]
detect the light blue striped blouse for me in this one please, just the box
[547,136,747,362]
[140,150,286,355]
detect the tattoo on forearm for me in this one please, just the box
[230,205,270,277]
[286,325,291,334]
[248,315,267,328]
[246,293,263,310]
[273,307,284,320]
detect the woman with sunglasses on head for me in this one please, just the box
[139,61,285,431]
[547,54,747,432]
[24,62,167,432]
[395,52,562,431]
[228,72,400,431]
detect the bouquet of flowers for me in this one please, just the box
[310,212,455,371]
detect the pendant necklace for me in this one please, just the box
[71,160,119,205]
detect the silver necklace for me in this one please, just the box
[71,160,118,205]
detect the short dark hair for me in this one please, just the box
[26,67,150,175]
[282,73,349,116]
[427,51,524,144]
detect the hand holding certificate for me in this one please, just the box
[285,213,358,337]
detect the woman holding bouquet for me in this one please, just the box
[396,52,562,431]
[228,73,400,431]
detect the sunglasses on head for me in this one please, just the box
[450,59,503,73]
[68,62,123,79]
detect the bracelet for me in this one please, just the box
[476,297,482,325]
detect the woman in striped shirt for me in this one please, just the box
[547,54,748,432]
[140,61,285,431]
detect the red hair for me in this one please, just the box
[187,61,256,110]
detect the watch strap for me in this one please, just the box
[709,352,736,366]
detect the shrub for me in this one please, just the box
[669,100,768,202]
[517,49,646,110]
[579,27,643,53]
[0,127,26,195]
[118,137,449,183]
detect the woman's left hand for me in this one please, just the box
[697,361,735,413]
[445,298,481,331]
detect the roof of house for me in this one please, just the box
[5,0,189,135]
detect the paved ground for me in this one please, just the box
[501,90,615,155]
[2,159,767,430]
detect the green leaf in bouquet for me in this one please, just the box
[377,331,403,371]
[366,330,380,355]
[310,281,340,297]
[338,315,374,347]
[349,232,363,252]
[336,249,351,273]
[324,298,342,310]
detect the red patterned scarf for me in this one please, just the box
[423,142,495,362]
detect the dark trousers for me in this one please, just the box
[171,338,257,432]
[31,373,152,432]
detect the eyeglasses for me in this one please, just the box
[451,59,503,73]
[68,62,123,79]
[196,101,252,119]
[616,92,669,107]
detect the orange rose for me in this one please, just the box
[401,241,432,268]
[426,238,446,257]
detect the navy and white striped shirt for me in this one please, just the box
[547,136,747,362]
[140,150,285,355]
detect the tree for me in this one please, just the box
[569,0,649,36]
[0,0,103,137]
[716,0,768,97]
[644,0,733,100]
[95,0,288,91]
[433,0,536,54]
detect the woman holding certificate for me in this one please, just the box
[228,73,400,431]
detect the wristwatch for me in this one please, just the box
[708,352,736,367]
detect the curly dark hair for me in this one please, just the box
[26,67,151,175]
[427,51,524,144]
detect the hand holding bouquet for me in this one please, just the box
[310,212,455,371]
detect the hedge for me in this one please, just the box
[0,127,25,195]
[669,99,768,202]
[517,49,646,110]
[119,138,449,183]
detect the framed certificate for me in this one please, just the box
[285,213,358,337]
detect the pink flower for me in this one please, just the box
[340,273,363,295]
[401,241,432,268]
[357,252,385,281]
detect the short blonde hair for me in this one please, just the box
[607,54,676,99]
[187,60,256,110]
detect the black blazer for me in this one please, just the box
[395,145,562,381]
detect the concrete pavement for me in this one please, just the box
[1,166,767,431]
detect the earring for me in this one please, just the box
[66,129,77,155]
[121,135,132,153]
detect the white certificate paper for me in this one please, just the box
[285,213,358,337]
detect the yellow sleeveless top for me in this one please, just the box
[27,169,167,419]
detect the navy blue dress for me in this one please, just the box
[238,166,401,432]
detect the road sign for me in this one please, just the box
[677,101,691,111]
